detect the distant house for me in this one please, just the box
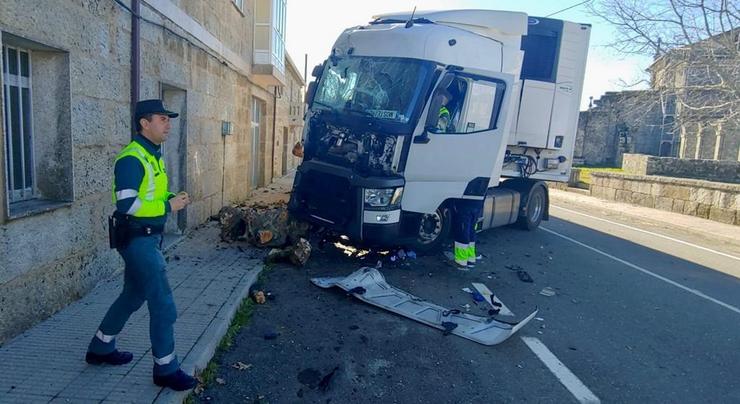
[0,0,304,343]
[575,29,739,165]
[574,90,663,166]
[648,29,740,161]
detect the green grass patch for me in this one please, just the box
[574,166,623,185]
[184,274,265,402]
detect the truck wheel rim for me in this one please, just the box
[530,192,544,222]
[418,212,442,243]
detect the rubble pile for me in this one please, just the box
[218,201,312,266]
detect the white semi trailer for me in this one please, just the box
[289,9,591,251]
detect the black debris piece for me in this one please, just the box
[441,322,458,336]
[318,366,340,392]
[516,270,534,283]
[347,286,366,295]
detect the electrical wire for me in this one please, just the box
[545,0,592,17]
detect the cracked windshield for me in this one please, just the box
[314,57,433,123]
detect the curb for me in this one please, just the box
[154,264,264,403]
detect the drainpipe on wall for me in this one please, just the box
[131,0,141,140]
[271,86,277,182]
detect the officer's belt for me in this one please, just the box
[127,223,164,237]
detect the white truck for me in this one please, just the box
[289,9,591,251]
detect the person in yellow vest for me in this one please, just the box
[85,99,196,391]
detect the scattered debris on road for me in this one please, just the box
[312,267,537,345]
[231,361,252,371]
[318,366,340,392]
[539,287,556,297]
[252,290,266,304]
[217,202,311,262]
[470,282,514,316]
[265,238,312,266]
[516,270,534,283]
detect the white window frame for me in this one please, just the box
[233,0,244,12]
[271,0,286,72]
[250,97,262,189]
[2,44,35,202]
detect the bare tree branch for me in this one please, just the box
[588,0,739,159]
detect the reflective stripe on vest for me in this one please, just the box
[112,141,169,218]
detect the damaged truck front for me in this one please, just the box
[290,10,590,252]
[290,56,441,249]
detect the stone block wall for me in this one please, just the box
[0,0,303,343]
[590,172,739,225]
[622,154,740,184]
[575,91,663,166]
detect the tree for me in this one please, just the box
[588,0,740,160]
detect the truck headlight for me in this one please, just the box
[364,187,403,209]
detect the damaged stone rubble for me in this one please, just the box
[217,201,312,266]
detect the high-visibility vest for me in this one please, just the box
[112,140,173,218]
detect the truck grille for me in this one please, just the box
[294,171,356,226]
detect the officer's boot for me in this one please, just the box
[153,368,198,391]
[85,350,133,365]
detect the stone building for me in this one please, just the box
[649,30,740,162]
[0,0,304,343]
[574,90,664,166]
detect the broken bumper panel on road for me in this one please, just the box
[311,268,538,346]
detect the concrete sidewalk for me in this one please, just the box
[0,170,302,404]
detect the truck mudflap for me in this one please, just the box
[311,267,538,346]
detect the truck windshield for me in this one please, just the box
[313,57,434,124]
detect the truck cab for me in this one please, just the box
[289,10,591,251]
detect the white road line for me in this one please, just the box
[521,337,601,404]
[551,204,740,262]
[540,226,740,315]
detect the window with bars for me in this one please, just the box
[2,45,35,202]
[1,33,73,219]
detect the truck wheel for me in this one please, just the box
[517,185,546,230]
[410,207,451,253]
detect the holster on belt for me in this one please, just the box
[108,212,164,249]
[108,211,130,249]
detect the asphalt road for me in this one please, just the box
[198,190,740,404]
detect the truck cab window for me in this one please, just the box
[313,57,434,124]
[429,75,505,134]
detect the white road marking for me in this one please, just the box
[551,204,740,262]
[521,337,601,404]
[540,226,740,316]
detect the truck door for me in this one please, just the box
[402,69,515,213]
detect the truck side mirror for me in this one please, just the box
[413,127,432,144]
[311,63,324,78]
[305,81,317,105]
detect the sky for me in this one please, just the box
[285,0,654,111]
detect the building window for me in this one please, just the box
[271,0,286,72]
[233,0,244,12]
[1,33,72,219]
[3,45,35,202]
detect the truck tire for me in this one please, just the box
[409,207,451,254]
[517,184,546,230]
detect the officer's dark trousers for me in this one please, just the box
[452,200,483,266]
[88,234,179,376]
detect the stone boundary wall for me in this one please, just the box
[622,154,740,184]
[590,172,739,225]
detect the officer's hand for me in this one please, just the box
[169,193,190,212]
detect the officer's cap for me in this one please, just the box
[135,99,179,120]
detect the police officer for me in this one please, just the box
[85,99,196,391]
